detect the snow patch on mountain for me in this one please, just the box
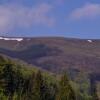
[87,40,92,43]
[0,37,23,42]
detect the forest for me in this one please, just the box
[0,55,99,100]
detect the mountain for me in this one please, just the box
[0,36,100,99]
[0,37,100,74]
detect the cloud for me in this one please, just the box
[69,3,100,20]
[51,0,65,6]
[55,0,65,5]
[0,3,55,33]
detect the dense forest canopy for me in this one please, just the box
[0,55,99,100]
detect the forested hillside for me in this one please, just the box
[0,37,100,100]
[0,37,100,74]
[0,55,99,100]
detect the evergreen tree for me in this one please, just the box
[92,83,99,100]
[31,70,42,100]
[25,72,35,100]
[90,75,99,100]
[14,66,25,100]
[56,73,76,100]
[2,63,16,99]
[30,70,50,100]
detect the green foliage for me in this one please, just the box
[0,92,7,100]
[56,73,76,100]
[0,55,99,100]
[28,70,52,100]
[2,63,16,97]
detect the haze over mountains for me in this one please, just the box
[0,36,100,74]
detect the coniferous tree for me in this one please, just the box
[2,63,16,100]
[92,83,99,100]
[25,72,35,100]
[56,73,76,100]
[31,70,42,100]
[31,70,51,100]
[90,75,99,100]
[15,66,25,100]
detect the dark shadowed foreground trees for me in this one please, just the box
[91,83,99,100]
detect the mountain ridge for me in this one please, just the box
[0,37,100,74]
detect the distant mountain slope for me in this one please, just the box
[0,37,100,74]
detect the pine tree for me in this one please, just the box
[56,73,76,100]
[30,70,51,100]
[2,63,16,100]
[92,83,99,100]
[25,72,35,100]
[14,66,25,100]
[31,70,42,100]
[90,75,99,100]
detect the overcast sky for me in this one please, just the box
[0,0,100,38]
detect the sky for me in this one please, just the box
[0,0,100,38]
